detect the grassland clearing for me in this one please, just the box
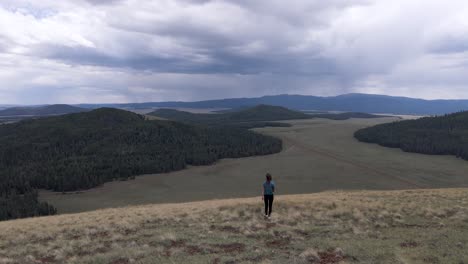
[4,189,468,263]
[40,117,468,213]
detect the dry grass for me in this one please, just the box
[2,189,468,263]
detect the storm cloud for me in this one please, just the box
[0,0,468,104]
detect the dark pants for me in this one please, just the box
[264,195,274,216]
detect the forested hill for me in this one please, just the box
[0,108,281,221]
[227,104,311,121]
[149,105,385,126]
[309,112,390,120]
[354,111,468,160]
[0,104,86,117]
[149,104,310,126]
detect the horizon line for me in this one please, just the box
[4,92,468,107]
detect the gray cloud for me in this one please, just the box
[84,0,123,4]
[0,37,8,52]
[430,35,468,54]
[1,0,468,104]
[34,42,336,76]
[26,0,348,76]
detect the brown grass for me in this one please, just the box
[2,188,468,263]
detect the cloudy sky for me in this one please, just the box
[1,0,468,104]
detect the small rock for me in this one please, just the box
[128,241,137,247]
[334,247,345,257]
[299,248,321,263]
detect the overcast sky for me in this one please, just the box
[1,0,468,104]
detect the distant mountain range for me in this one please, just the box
[0,105,16,110]
[0,104,86,117]
[77,94,468,115]
[4,93,468,116]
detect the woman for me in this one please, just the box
[262,173,275,218]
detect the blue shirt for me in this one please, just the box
[263,181,275,195]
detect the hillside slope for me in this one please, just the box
[0,107,281,191]
[355,111,468,161]
[0,108,281,221]
[1,189,467,263]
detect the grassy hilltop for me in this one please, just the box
[2,189,468,263]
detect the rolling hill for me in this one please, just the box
[2,189,467,263]
[149,104,310,126]
[0,104,87,117]
[0,108,281,221]
[79,93,468,115]
[310,112,391,120]
[149,105,385,127]
[226,104,311,121]
[355,111,468,160]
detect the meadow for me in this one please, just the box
[3,189,468,263]
[40,117,468,213]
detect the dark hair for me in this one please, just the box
[266,173,272,181]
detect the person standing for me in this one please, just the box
[262,173,275,218]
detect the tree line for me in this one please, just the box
[354,111,468,160]
[0,108,282,220]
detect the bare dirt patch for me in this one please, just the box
[210,224,241,233]
[212,243,246,254]
[111,258,130,264]
[37,256,56,263]
[318,249,345,264]
[266,238,291,248]
[400,240,419,248]
[184,245,205,255]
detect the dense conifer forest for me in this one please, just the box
[354,111,468,160]
[0,108,282,220]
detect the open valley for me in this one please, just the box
[40,117,468,214]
